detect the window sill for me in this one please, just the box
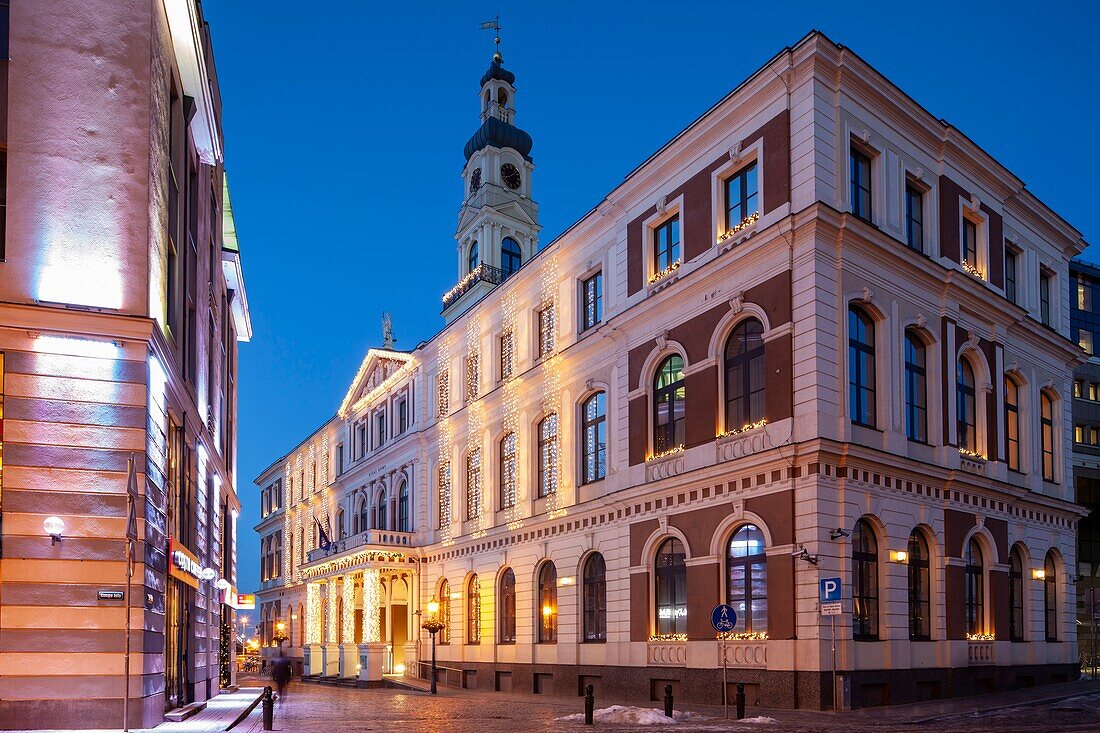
[582,639,607,645]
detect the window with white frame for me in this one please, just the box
[905,182,924,252]
[538,304,555,358]
[724,161,758,231]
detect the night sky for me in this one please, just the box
[202,0,1100,593]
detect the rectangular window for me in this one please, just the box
[375,411,386,447]
[1092,427,1099,446]
[1091,383,1098,401]
[962,218,978,269]
[1081,330,1095,355]
[904,184,923,252]
[724,161,759,230]
[499,331,514,380]
[1076,425,1085,444]
[1079,276,1092,311]
[1075,380,1083,398]
[337,443,345,474]
[538,305,555,358]
[356,423,366,458]
[850,148,872,222]
[1040,271,1052,326]
[396,397,408,434]
[0,1,10,59]
[465,353,479,402]
[581,272,602,331]
[1005,249,1017,304]
[653,216,680,273]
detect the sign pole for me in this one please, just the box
[830,614,837,712]
[722,637,728,719]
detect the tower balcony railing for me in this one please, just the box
[442,263,504,311]
[306,528,417,564]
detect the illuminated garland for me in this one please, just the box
[539,253,565,519]
[362,569,381,643]
[437,339,454,545]
[717,631,768,641]
[339,351,416,418]
[466,317,485,536]
[959,448,986,461]
[501,292,523,529]
[648,633,688,642]
[717,418,767,440]
[308,444,316,493]
[717,211,760,244]
[342,573,355,644]
[442,264,488,306]
[326,579,338,643]
[320,435,329,490]
[306,582,321,644]
[962,262,985,279]
[647,445,685,462]
[283,462,292,586]
[966,632,994,641]
[648,261,680,284]
[300,548,408,580]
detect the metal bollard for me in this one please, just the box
[663,684,674,718]
[584,684,594,726]
[735,682,746,720]
[262,686,274,731]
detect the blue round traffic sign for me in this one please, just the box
[711,604,737,633]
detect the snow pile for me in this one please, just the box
[557,705,701,725]
[737,716,780,724]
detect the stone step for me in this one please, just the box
[163,700,207,722]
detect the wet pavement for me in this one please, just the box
[256,677,1100,733]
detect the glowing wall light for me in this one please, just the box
[34,334,121,360]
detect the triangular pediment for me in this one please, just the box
[457,202,539,238]
[338,348,415,418]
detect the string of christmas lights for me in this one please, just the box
[326,579,338,642]
[539,253,566,518]
[283,462,292,586]
[306,582,320,645]
[466,317,486,536]
[342,573,355,644]
[363,569,382,643]
[437,339,454,545]
[501,292,524,529]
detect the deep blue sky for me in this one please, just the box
[205,0,1100,593]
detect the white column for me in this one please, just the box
[340,574,358,678]
[359,568,386,683]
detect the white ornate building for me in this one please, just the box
[253,32,1086,708]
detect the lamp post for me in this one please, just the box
[420,597,445,695]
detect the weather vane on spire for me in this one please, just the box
[479,16,501,57]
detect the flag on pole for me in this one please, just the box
[318,521,331,551]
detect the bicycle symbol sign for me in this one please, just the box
[711,604,738,633]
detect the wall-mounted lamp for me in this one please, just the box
[558,576,575,587]
[43,516,65,545]
[542,605,554,617]
[793,547,819,565]
[830,528,851,540]
[889,550,909,563]
[1032,568,1046,580]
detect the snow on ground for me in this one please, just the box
[556,705,703,725]
[737,716,780,724]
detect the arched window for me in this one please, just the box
[501,237,521,278]
[467,575,481,644]
[965,537,985,636]
[957,359,977,452]
[852,519,879,640]
[397,480,409,532]
[653,355,685,453]
[356,494,368,535]
[724,319,765,430]
[438,580,451,644]
[904,331,927,442]
[537,562,558,643]
[1009,545,1024,641]
[335,508,346,540]
[297,603,304,647]
[497,87,508,107]
[1005,377,1021,471]
[499,568,517,643]
[468,241,479,274]
[466,449,482,520]
[1044,551,1057,641]
[581,392,607,484]
[907,530,931,640]
[654,538,687,636]
[583,553,607,642]
[499,432,517,509]
[273,535,282,579]
[1041,393,1055,481]
[376,489,387,531]
[848,307,876,427]
[726,524,767,634]
[260,538,269,581]
[538,414,559,498]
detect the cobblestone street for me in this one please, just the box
[256,678,1100,733]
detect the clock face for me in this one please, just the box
[501,163,521,190]
[470,167,482,192]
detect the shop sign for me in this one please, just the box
[168,537,201,589]
[235,593,256,610]
[98,590,125,601]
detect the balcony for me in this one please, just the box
[442,263,504,311]
[306,528,417,564]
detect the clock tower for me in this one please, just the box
[444,50,540,322]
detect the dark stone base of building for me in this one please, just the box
[422,661,1080,710]
[0,693,164,731]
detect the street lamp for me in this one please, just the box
[273,620,288,649]
[421,597,445,695]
